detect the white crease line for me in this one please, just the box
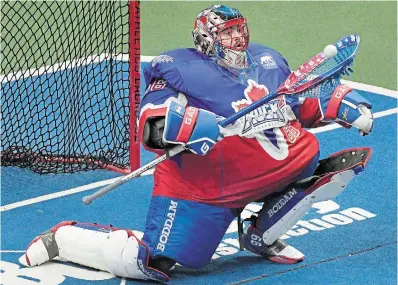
[341,79,398,99]
[141,55,155,62]
[0,54,130,83]
[120,278,127,285]
[0,250,25,253]
[0,169,154,212]
[1,53,144,82]
[309,108,398,134]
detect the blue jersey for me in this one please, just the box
[140,44,321,207]
[143,44,295,118]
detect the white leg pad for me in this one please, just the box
[55,225,110,271]
[103,229,147,279]
[310,170,355,203]
[25,238,51,266]
[262,169,355,245]
[54,225,167,281]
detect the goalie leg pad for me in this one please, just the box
[242,147,372,260]
[25,221,169,282]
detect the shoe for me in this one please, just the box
[241,224,304,264]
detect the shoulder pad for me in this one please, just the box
[248,43,283,58]
[248,43,290,73]
[143,48,212,92]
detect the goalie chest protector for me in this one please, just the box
[143,45,320,208]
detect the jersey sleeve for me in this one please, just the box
[138,78,188,154]
[298,97,328,128]
[143,50,202,95]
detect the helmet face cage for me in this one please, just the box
[217,18,249,52]
[192,5,250,57]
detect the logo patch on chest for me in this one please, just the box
[231,79,289,135]
[260,55,278,69]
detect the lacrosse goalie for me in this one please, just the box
[25,4,373,283]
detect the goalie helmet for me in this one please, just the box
[192,4,250,68]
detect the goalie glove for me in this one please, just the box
[162,101,220,155]
[349,104,374,136]
[324,85,374,135]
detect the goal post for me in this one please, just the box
[1,1,141,174]
[129,0,141,172]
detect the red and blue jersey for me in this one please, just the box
[140,44,326,208]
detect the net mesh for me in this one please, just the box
[298,47,355,85]
[1,1,134,174]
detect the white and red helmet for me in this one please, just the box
[192,5,250,64]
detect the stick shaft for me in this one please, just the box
[219,90,280,127]
[82,144,188,204]
[83,151,168,204]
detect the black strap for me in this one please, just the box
[237,212,244,251]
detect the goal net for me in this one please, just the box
[1,1,140,174]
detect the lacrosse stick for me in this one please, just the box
[83,34,360,205]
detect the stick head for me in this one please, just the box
[279,34,360,96]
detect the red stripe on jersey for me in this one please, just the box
[175,107,199,143]
[324,84,352,120]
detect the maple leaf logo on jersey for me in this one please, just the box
[230,79,288,136]
[231,79,269,112]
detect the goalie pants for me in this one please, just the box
[142,152,320,268]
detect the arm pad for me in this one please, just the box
[324,85,374,134]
